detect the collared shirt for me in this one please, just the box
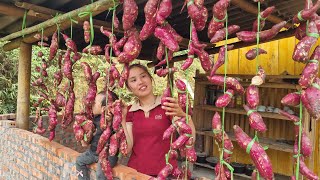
[126,96,177,176]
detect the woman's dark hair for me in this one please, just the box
[99,91,118,106]
[125,63,154,89]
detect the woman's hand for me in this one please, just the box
[162,97,186,118]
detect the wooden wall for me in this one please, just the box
[197,36,320,177]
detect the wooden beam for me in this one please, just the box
[15,1,122,33]
[171,28,295,63]
[1,0,117,51]
[231,0,294,28]
[16,42,32,130]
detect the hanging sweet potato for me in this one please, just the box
[156,67,177,77]
[215,89,235,108]
[122,0,138,31]
[293,0,320,23]
[293,21,319,63]
[61,33,77,53]
[210,25,240,43]
[118,28,142,63]
[154,26,179,52]
[234,125,273,179]
[156,0,172,25]
[236,21,286,43]
[82,45,103,55]
[246,48,267,60]
[252,6,275,32]
[83,21,91,43]
[243,104,267,132]
[246,85,259,109]
[301,84,320,119]
[207,75,245,94]
[210,45,234,76]
[208,19,224,39]
[299,46,320,88]
[140,0,160,40]
[97,126,112,154]
[49,31,58,61]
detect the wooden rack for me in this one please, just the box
[192,71,314,176]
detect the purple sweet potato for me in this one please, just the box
[210,45,234,76]
[48,104,58,131]
[252,6,275,32]
[49,130,55,142]
[181,53,194,71]
[99,147,113,180]
[49,31,58,61]
[246,85,259,109]
[293,21,319,63]
[161,86,172,106]
[163,23,184,42]
[156,42,165,61]
[82,45,103,55]
[298,158,319,180]
[120,132,128,156]
[109,133,119,156]
[171,134,189,149]
[155,50,174,67]
[140,0,160,40]
[186,0,208,31]
[234,125,273,179]
[301,84,320,119]
[295,22,307,40]
[243,104,267,132]
[83,21,90,43]
[212,0,230,21]
[191,44,212,72]
[294,131,312,157]
[119,63,129,88]
[61,33,77,53]
[251,66,266,86]
[246,48,267,60]
[207,75,245,94]
[63,50,73,80]
[208,18,224,39]
[237,21,286,43]
[118,28,142,63]
[157,164,173,179]
[55,92,66,107]
[293,0,320,23]
[97,126,111,154]
[299,47,320,88]
[281,92,301,107]
[62,90,75,128]
[186,146,197,163]
[73,123,84,142]
[175,118,192,134]
[168,150,178,160]
[156,0,172,25]
[83,72,99,107]
[156,67,177,77]
[163,124,176,140]
[176,80,193,115]
[112,100,122,131]
[215,89,235,108]
[172,167,183,178]
[278,109,299,122]
[154,26,179,52]
[191,22,207,49]
[122,0,138,31]
[114,36,128,57]
[210,25,240,43]
[80,62,93,83]
[34,33,48,41]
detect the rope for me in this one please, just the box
[69,16,78,40]
[21,10,27,38]
[54,13,61,42]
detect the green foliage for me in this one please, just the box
[0,43,19,114]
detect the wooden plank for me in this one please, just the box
[196,105,292,121]
[278,37,295,75]
[239,44,256,75]
[260,40,279,75]
[196,131,294,153]
[198,81,300,90]
[277,151,294,176]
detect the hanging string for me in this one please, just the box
[253,2,263,179]
[219,11,234,180]
[53,13,61,43]
[104,0,117,123]
[69,16,79,40]
[21,10,28,38]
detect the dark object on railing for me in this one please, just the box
[245,164,255,176]
[231,162,246,174]
[196,152,207,163]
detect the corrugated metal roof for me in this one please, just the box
[0,0,308,59]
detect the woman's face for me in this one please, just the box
[127,67,153,98]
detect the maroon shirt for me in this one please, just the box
[126,96,177,176]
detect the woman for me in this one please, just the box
[120,64,196,176]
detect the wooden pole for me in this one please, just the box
[16,42,32,130]
[0,0,117,46]
[231,0,293,28]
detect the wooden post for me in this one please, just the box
[16,42,32,130]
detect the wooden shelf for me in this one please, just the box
[194,162,252,179]
[196,131,293,153]
[196,105,292,121]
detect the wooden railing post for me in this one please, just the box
[16,42,32,130]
